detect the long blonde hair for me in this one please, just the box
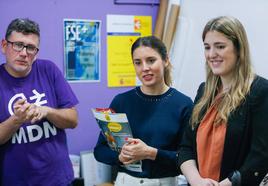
[191,16,255,128]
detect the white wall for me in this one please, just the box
[170,0,268,100]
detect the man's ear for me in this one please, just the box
[1,39,7,54]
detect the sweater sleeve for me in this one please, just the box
[155,97,193,172]
[154,149,179,171]
[93,131,120,165]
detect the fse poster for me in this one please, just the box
[64,19,101,82]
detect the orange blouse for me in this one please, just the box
[196,96,227,181]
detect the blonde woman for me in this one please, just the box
[178,16,268,186]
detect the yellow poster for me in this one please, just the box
[107,15,152,87]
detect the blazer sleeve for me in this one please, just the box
[239,78,268,185]
[178,82,205,167]
[93,132,121,165]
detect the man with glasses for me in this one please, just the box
[6,40,39,55]
[0,18,79,186]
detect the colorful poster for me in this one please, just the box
[107,15,152,87]
[64,19,101,82]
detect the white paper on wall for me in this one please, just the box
[69,154,81,178]
[80,150,112,186]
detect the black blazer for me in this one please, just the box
[178,76,268,185]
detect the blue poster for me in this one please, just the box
[64,19,101,82]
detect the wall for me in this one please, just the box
[0,0,158,154]
[170,0,268,99]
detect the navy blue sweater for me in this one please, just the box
[94,87,193,178]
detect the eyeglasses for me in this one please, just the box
[6,40,39,55]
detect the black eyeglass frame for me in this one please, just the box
[6,40,39,55]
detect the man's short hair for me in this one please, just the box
[5,18,40,40]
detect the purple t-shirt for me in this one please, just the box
[0,59,79,186]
